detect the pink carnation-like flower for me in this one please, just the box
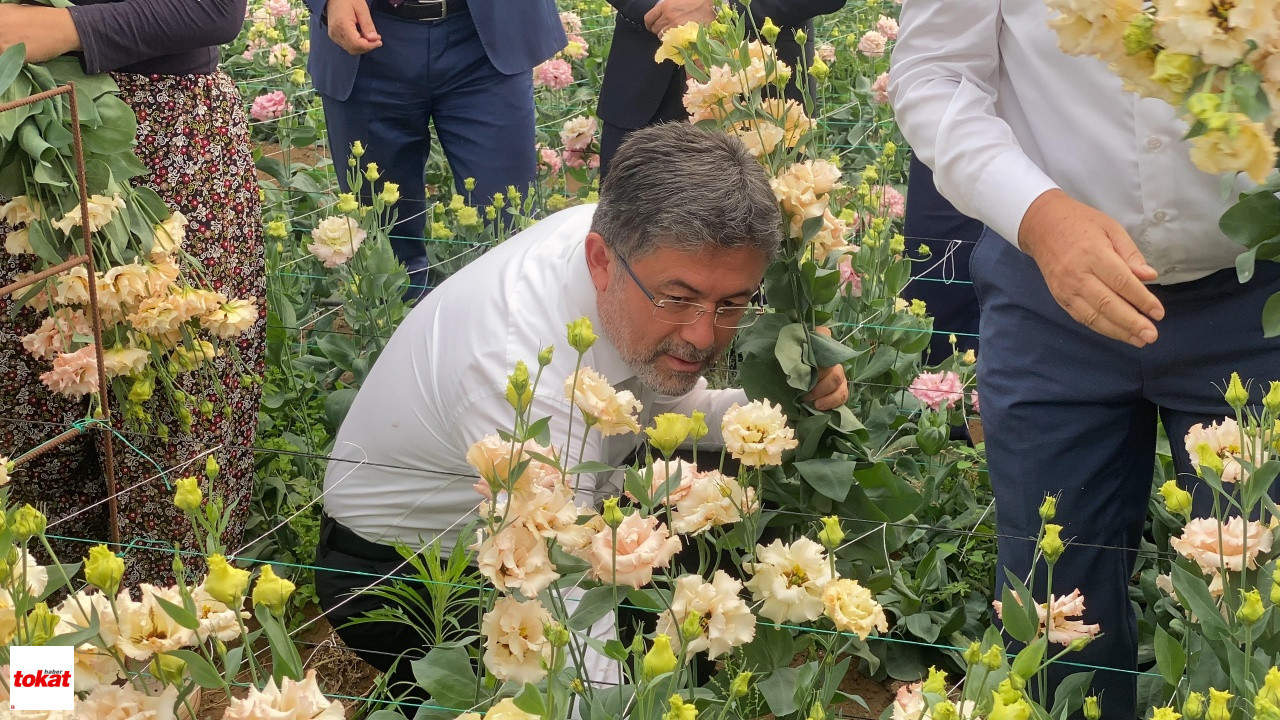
[910,371,964,411]
[538,146,563,173]
[838,255,863,297]
[816,42,836,64]
[873,185,906,218]
[534,59,574,90]
[563,150,586,169]
[40,345,99,397]
[250,90,288,121]
[871,72,890,104]
[265,0,291,17]
[858,31,887,58]
[562,33,590,60]
[560,10,583,34]
[560,115,597,152]
[876,15,899,40]
[970,389,981,414]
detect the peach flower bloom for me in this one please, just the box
[721,400,799,467]
[670,470,756,536]
[586,511,681,588]
[1171,516,1274,575]
[466,435,563,499]
[993,588,1101,646]
[654,571,756,659]
[202,298,259,339]
[52,266,90,305]
[22,309,90,361]
[41,345,99,397]
[101,345,150,379]
[222,669,345,720]
[823,578,889,640]
[75,682,178,720]
[472,523,559,597]
[482,596,553,684]
[564,367,643,436]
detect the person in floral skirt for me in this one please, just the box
[0,0,265,585]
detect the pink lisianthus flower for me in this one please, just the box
[871,72,890,104]
[250,90,288,121]
[534,59,574,90]
[910,371,964,411]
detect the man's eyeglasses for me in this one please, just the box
[615,253,766,329]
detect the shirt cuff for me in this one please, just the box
[969,150,1059,249]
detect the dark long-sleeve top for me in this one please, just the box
[68,0,247,75]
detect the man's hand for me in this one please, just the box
[326,0,382,55]
[1018,189,1165,347]
[644,0,715,37]
[804,326,850,411]
[0,6,80,63]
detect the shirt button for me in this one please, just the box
[1146,136,1163,151]
[1153,210,1169,223]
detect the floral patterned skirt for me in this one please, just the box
[0,72,265,585]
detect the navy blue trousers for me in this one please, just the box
[902,155,984,363]
[972,228,1280,719]
[321,9,537,287]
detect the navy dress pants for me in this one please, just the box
[321,8,537,295]
[902,155,983,363]
[971,228,1280,720]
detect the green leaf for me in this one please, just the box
[758,666,802,717]
[998,570,1038,644]
[411,646,478,711]
[567,461,615,474]
[775,323,813,391]
[1263,291,1280,338]
[154,595,200,631]
[513,683,546,716]
[568,585,617,631]
[1171,563,1230,641]
[1154,625,1185,687]
[1238,246,1259,283]
[854,462,923,522]
[256,605,304,681]
[794,458,856,502]
[1050,671,1096,718]
[165,649,225,689]
[82,94,137,155]
[0,44,24,97]
[1221,190,1280,249]
[811,329,856,367]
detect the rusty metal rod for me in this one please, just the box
[12,427,84,467]
[0,254,88,296]
[0,85,70,114]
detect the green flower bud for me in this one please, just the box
[1040,524,1065,563]
[567,316,597,353]
[643,634,677,680]
[1238,588,1265,625]
[729,671,752,699]
[1039,495,1057,521]
[174,476,202,513]
[981,644,1004,670]
[538,345,554,367]
[962,640,982,667]
[1225,372,1249,411]
[818,515,845,550]
[84,544,124,595]
[760,17,781,43]
[205,454,220,481]
[1159,480,1192,518]
[1182,692,1204,720]
[603,497,625,528]
[12,504,46,540]
[1084,697,1102,720]
[680,610,703,642]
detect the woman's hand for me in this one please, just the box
[0,5,81,63]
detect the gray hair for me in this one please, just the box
[591,123,783,261]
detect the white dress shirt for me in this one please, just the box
[323,204,748,549]
[888,0,1252,284]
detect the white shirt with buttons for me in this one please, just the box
[888,0,1253,284]
[322,204,748,550]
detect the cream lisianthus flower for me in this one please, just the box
[128,296,183,337]
[51,267,91,306]
[553,510,605,560]
[0,591,14,644]
[1046,0,1142,60]
[101,346,150,379]
[200,297,259,339]
[52,590,127,690]
[471,523,560,596]
[655,571,756,659]
[9,549,49,596]
[744,537,833,623]
[810,210,852,263]
[559,115,597,152]
[823,578,888,640]
[169,286,227,322]
[191,585,249,642]
[1171,516,1274,574]
[1184,417,1254,483]
[564,367,643,435]
[75,681,178,720]
[1189,114,1278,182]
[50,193,125,235]
[115,584,198,660]
[670,470,756,536]
[146,257,182,295]
[0,195,41,227]
[730,119,786,158]
[223,669,345,720]
[992,588,1102,646]
[761,98,816,149]
[4,227,33,254]
[485,483,579,538]
[1155,0,1273,67]
[308,215,366,268]
[772,159,843,237]
[722,400,799,466]
[587,511,681,588]
[102,263,152,310]
[466,435,563,499]
[655,21,700,64]
[151,210,187,260]
[482,596,554,684]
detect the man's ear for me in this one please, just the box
[585,232,612,292]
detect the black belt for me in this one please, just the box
[374,0,466,21]
[320,514,406,563]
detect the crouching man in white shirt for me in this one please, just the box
[314,122,850,702]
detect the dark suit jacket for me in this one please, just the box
[305,0,567,101]
[598,0,847,129]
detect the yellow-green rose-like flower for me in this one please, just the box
[654,21,700,65]
[1183,692,1205,720]
[1261,668,1280,708]
[1238,588,1265,625]
[664,695,698,720]
[265,220,288,239]
[1040,524,1065,563]
[988,692,1031,720]
[336,193,359,214]
[505,360,533,411]
[760,16,781,43]
[729,671,752,699]
[823,578,888,640]
[251,564,297,615]
[350,140,365,158]
[12,504,46,540]
[85,544,124,594]
[689,410,708,441]
[1150,51,1198,94]
[1084,696,1102,720]
[642,634,677,680]
[922,666,948,695]
[174,476,202,513]
[809,57,829,81]
[457,205,480,227]
[364,162,381,182]
[1159,480,1192,518]
[931,701,959,720]
[204,554,251,606]
[981,644,1004,670]
[566,316,597,354]
[380,182,401,206]
[1151,707,1181,720]
[646,413,694,457]
[1207,689,1231,720]
[27,602,58,645]
[1122,13,1155,55]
